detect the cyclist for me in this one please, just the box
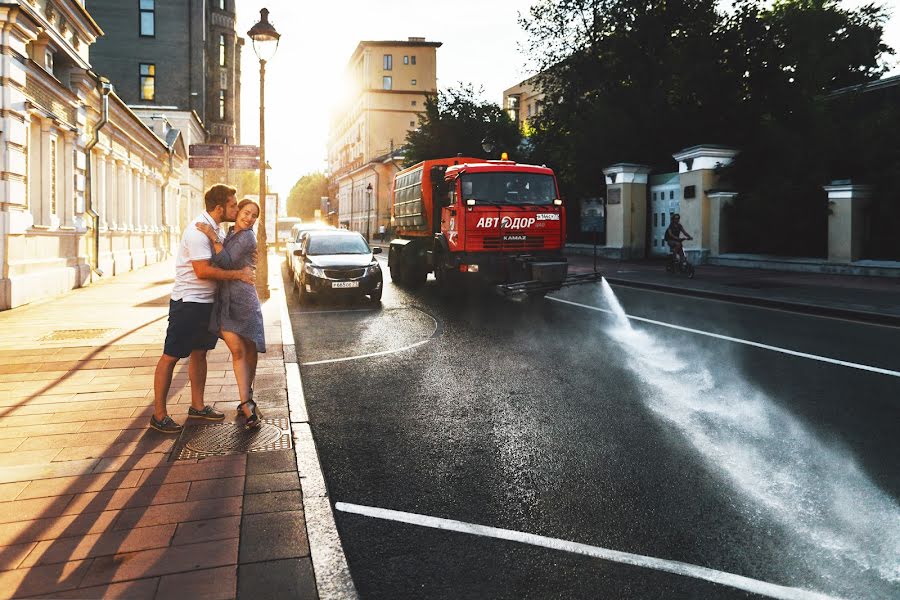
[664,213,693,264]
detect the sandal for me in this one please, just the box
[237,399,262,430]
[237,386,254,413]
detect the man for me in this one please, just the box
[664,213,693,264]
[150,184,255,433]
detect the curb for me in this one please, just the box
[278,272,359,599]
[602,276,900,328]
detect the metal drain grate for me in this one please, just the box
[40,328,116,341]
[170,417,292,461]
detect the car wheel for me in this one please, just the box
[297,278,310,304]
[369,287,382,304]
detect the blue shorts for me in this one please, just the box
[163,299,218,358]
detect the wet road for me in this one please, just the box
[285,259,900,600]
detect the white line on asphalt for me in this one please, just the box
[335,502,841,600]
[300,307,438,366]
[302,340,431,366]
[548,296,900,378]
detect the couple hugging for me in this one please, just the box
[150,184,265,433]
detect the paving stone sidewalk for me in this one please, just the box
[0,258,317,599]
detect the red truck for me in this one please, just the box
[388,155,599,297]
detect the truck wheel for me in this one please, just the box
[389,264,403,285]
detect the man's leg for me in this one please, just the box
[153,354,180,421]
[188,349,209,411]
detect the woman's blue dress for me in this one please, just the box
[209,228,266,352]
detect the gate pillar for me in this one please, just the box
[602,163,652,260]
[823,181,871,263]
[671,146,739,263]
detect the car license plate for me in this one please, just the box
[331,281,359,288]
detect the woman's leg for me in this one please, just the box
[246,338,259,392]
[221,330,253,416]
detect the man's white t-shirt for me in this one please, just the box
[171,213,225,303]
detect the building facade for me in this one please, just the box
[327,38,441,239]
[502,76,544,132]
[0,1,189,310]
[85,0,241,144]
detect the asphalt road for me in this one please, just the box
[286,259,900,600]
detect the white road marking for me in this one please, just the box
[548,296,900,378]
[302,340,430,366]
[300,307,439,366]
[335,502,841,600]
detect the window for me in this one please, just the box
[219,34,226,66]
[49,137,57,215]
[410,121,415,127]
[44,49,54,72]
[383,76,392,90]
[219,90,226,119]
[218,0,225,9]
[403,55,409,65]
[670,190,675,199]
[411,100,416,106]
[139,63,155,100]
[383,54,392,70]
[411,55,416,65]
[139,0,155,37]
[661,213,667,226]
[411,79,417,86]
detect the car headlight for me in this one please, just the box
[367,261,381,275]
[305,264,325,278]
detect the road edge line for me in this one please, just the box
[278,269,359,600]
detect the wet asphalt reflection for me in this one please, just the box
[285,263,900,600]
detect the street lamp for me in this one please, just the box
[365,183,373,241]
[248,7,280,300]
[481,137,495,156]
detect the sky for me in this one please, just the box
[237,0,900,200]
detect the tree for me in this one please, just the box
[404,85,521,166]
[285,172,328,220]
[521,0,894,255]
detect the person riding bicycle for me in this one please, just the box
[664,213,693,264]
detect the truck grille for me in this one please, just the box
[324,268,365,279]
[481,236,545,250]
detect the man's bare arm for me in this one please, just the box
[191,260,255,284]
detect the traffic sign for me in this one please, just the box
[189,156,225,169]
[189,144,225,157]
[228,157,261,170]
[229,145,260,157]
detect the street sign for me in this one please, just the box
[228,157,261,170]
[229,145,260,157]
[189,156,225,169]
[189,144,225,157]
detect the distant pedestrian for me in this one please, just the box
[195,198,266,429]
[378,224,386,243]
[150,184,255,434]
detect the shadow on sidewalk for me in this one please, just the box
[0,316,228,597]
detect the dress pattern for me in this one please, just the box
[209,228,266,353]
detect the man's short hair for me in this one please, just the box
[672,213,681,219]
[204,184,237,212]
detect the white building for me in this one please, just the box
[0,1,192,310]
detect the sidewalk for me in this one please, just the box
[0,256,349,599]
[567,253,900,325]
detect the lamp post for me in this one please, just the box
[248,8,280,300]
[365,183,373,241]
[481,137,495,158]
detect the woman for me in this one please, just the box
[196,198,265,428]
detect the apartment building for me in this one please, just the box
[327,37,441,238]
[86,0,242,144]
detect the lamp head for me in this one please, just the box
[366,183,373,192]
[248,8,280,61]
[481,137,494,155]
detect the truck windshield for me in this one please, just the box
[460,173,556,205]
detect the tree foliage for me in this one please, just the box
[404,85,521,166]
[285,172,328,220]
[521,0,895,255]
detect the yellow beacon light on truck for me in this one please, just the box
[500,152,509,160]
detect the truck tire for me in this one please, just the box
[389,264,403,285]
[405,265,427,288]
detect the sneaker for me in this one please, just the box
[188,405,225,421]
[150,415,183,434]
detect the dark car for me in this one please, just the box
[293,230,383,304]
[285,222,334,276]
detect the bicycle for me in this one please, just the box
[665,249,695,278]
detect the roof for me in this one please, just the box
[349,39,441,63]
